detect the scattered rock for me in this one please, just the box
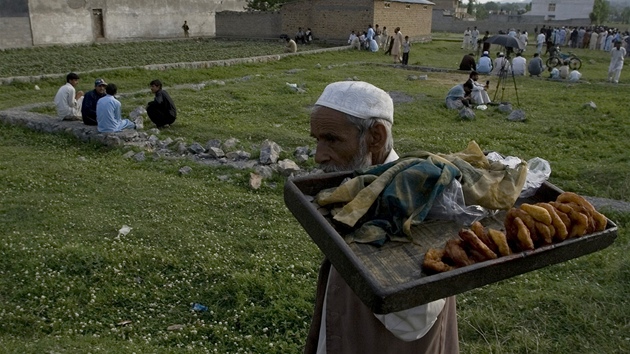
[250,173,263,189]
[188,142,205,154]
[583,101,597,110]
[205,139,221,150]
[459,107,475,120]
[176,142,187,154]
[223,138,239,150]
[129,106,147,120]
[167,324,184,331]
[498,103,513,113]
[77,156,87,161]
[217,175,230,181]
[122,151,136,159]
[446,99,463,110]
[286,69,305,74]
[278,159,301,176]
[179,166,192,175]
[225,150,250,160]
[147,128,160,135]
[507,109,526,122]
[259,140,282,165]
[407,75,419,80]
[207,146,226,158]
[254,165,274,179]
[133,151,146,162]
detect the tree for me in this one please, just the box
[590,0,610,25]
[467,0,475,15]
[244,0,289,11]
[525,2,532,12]
[621,7,630,24]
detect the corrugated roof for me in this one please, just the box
[390,0,435,5]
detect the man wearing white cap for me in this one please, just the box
[305,81,459,354]
[477,51,493,74]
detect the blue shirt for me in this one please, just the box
[446,85,465,103]
[477,56,492,74]
[97,94,126,133]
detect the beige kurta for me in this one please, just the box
[304,260,459,354]
[391,31,404,57]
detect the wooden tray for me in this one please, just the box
[284,172,618,314]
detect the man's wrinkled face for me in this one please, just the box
[310,106,371,172]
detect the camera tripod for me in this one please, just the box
[492,54,520,106]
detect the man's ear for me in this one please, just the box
[367,122,387,154]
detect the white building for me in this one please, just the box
[525,0,594,21]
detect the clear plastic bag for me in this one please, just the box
[427,179,492,226]
[486,153,552,198]
[520,157,552,198]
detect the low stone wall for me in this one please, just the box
[0,46,352,85]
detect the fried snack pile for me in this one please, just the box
[422,192,608,274]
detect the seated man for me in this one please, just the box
[528,53,544,77]
[96,83,136,133]
[147,79,177,128]
[81,78,107,126]
[477,51,493,74]
[491,52,511,76]
[568,70,582,82]
[549,66,560,80]
[445,79,473,109]
[285,37,297,53]
[558,61,570,79]
[305,80,459,354]
[511,52,527,76]
[469,71,491,105]
[459,53,476,71]
[54,72,84,121]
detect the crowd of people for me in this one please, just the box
[347,24,412,64]
[53,73,177,132]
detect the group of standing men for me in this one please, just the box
[54,73,177,132]
[348,25,411,65]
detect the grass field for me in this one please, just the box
[1,38,629,353]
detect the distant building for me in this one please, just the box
[431,0,467,19]
[0,0,247,49]
[524,0,595,21]
[280,0,435,43]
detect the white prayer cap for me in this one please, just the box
[483,51,489,55]
[315,81,393,123]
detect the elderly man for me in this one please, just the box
[305,81,459,354]
[54,72,84,121]
[81,78,107,126]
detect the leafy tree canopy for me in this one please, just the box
[244,0,289,11]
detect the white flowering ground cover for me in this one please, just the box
[0,40,629,353]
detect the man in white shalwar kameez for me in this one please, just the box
[608,41,626,83]
[469,71,491,105]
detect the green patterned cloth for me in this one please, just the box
[316,141,527,245]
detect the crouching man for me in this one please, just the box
[147,80,177,128]
[304,81,459,353]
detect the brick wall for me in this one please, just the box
[282,0,374,43]
[280,0,432,43]
[374,1,433,42]
[216,11,282,38]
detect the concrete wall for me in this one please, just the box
[25,0,247,47]
[526,0,594,21]
[432,11,591,34]
[0,0,33,48]
[216,11,282,38]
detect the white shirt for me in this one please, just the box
[569,70,582,82]
[53,83,79,119]
[511,56,527,76]
[537,33,546,45]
